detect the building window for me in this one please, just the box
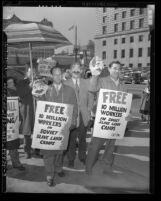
[114,24,118,32]
[130,20,135,30]
[138,48,143,57]
[102,40,106,46]
[148,47,150,57]
[122,38,126,44]
[103,16,106,23]
[139,35,143,42]
[114,38,118,45]
[102,51,106,59]
[121,49,125,58]
[102,26,107,34]
[130,9,135,16]
[130,36,134,43]
[114,50,117,59]
[138,63,142,68]
[114,13,118,20]
[129,48,134,58]
[139,8,144,15]
[122,11,126,18]
[139,18,144,28]
[129,63,133,68]
[103,8,106,13]
[147,63,150,66]
[122,22,126,31]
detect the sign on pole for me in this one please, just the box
[31,101,73,150]
[93,89,132,139]
[7,97,19,141]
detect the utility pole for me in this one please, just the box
[74,25,78,62]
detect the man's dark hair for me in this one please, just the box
[109,61,122,68]
[50,62,62,75]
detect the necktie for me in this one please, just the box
[55,85,59,95]
[75,79,79,95]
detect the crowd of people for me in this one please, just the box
[7,59,150,187]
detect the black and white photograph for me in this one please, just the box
[2,2,155,194]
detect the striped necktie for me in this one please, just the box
[75,79,79,95]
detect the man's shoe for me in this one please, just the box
[13,165,26,171]
[68,160,74,168]
[57,171,65,177]
[47,179,56,187]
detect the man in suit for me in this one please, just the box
[36,65,78,186]
[64,62,94,168]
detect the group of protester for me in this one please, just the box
[7,59,150,187]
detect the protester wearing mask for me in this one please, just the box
[36,65,78,187]
[63,62,94,168]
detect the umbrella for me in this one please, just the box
[4,23,72,82]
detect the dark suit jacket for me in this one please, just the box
[64,78,94,127]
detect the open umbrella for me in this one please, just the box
[4,23,72,82]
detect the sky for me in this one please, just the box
[3,7,97,53]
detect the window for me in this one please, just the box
[139,35,143,42]
[103,16,106,23]
[114,38,118,45]
[147,47,150,57]
[129,63,133,68]
[122,11,126,18]
[121,49,125,58]
[122,22,126,31]
[138,48,143,57]
[114,13,118,20]
[102,51,106,59]
[147,63,150,66]
[130,36,134,43]
[138,63,142,68]
[129,48,134,57]
[130,20,135,29]
[114,24,118,32]
[130,9,135,16]
[122,38,126,44]
[139,18,144,28]
[103,8,106,13]
[102,26,107,34]
[139,8,144,15]
[114,50,117,59]
[102,40,106,46]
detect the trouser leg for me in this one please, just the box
[66,128,78,162]
[24,135,32,154]
[9,149,21,167]
[86,137,106,172]
[55,151,63,173]
[43,155,55,180]
[78,113,87,161]
[102,139,116,166]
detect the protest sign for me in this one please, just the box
[93,89,132,139]
[7,97,19,141]
[31,101,73,150]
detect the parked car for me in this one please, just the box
[132,72,143,84]
[123,75,133,84]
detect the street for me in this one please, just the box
[6,84,150,193]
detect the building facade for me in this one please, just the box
[95,7,151,69]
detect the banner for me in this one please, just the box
[7,97,19,142]
[38,58,56,77]
[93,89,132,139]
[31,101,73,150]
